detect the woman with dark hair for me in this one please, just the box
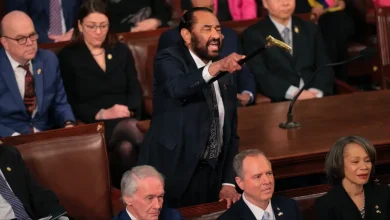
[58,0,143,187]
[315,136,390,220]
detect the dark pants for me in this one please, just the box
[165,160,220,208]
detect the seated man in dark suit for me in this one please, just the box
[158,0,256,106]
[113,165,183,220]
[0,11,75,137]
[5,0,82,43]
[0,145,68,219]
[218,149,302,220]
[242,0,334,102]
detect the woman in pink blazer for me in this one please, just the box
[213,0,257,20]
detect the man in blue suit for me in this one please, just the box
[4,0,82,43]
[157,0,256,106]
[0,11,75,137]
[113,165,183,220]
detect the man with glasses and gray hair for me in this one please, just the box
[218,149,302,220]
[113,165,183,220]
[0,11,75,137]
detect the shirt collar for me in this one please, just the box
[188,49,212,68]
[126,208,138,220]
[242,193,275,220]
[269,15,292,34]
[5,51,32,73]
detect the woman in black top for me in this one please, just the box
[106,0,171,33]
[315,136,390,220]
[58,0,143,187]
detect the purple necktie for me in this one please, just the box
[49,0,63,35]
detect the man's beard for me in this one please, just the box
[190,33,221,62]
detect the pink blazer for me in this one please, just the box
[213,0,258,20]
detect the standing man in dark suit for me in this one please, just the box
[218,149,303,220]
[0,11,75,137]
[138,7,242,208]
[0,145,68,219]
[158,0,256,107]
[242,0,334,102]
[4,0,82,43]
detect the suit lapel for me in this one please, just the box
[0,49,28,114]
[291,17,304,64]
[264,16,292,61]
[272,200,285,220]
[236,198,257,220]
[32,57,44,114]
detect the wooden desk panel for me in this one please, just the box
[238,90,390,179]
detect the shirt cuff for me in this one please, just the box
[11,132,21,136]
[285,85,299,100]
[241,90,254,103]
[309,88,324,98]
[201,63,213,83]
[222,183,236,188]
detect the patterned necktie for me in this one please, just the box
[262,211,270,220]
[49,0,63,35]
[0,173,31,219]
[201,83,222,168]
[19,64,37,117]
[281,27,292,54]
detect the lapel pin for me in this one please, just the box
[375,205,379,209]
[294,26,299,34]
[37,68,41,75]
[278,212,283,216]
[107,54,112,60]
[6,167,11,172]
[375,205,381,214]
[277,207,280,211]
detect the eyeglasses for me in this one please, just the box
[83,24,109,32]
[1,33,39,45]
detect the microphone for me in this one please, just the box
[279,47,376,129]
[182,35,291,105]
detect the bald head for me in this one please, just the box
[0,11,38,65]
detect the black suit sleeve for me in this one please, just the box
[154,49,208,99]
[223,106,238,184]
[242,28,292,101]
[293,199,303,220]
[58,49,100,123]
[315,196,335,220]
[125,48,143,120]
[311,24,334,96]
[13,147,66,217]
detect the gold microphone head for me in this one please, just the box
[265,35,292,53]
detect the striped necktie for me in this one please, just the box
[49,0,63,35]
[262,211,270,220]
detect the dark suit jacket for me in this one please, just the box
[0,48,75,137]
[137,46,239,201]
[218,195,303,220]
[315,183,390,220]
[157,27,256,101]
[242,15,334,102]
[0,145,66,219]
[5,0,82,43]
[112,208,184,220]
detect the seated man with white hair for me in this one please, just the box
[113,165,183,220]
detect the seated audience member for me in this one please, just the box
[113,165,183,220]
[4,0,82,43]
[181,0,257,21]
[242,0,334,102]
[315,136,390,220]
[0,145,68,219]
[58,0,143,188]
[107,0,171,33]
[0,11,75,138]
[158,0,256,106]
[218,149,302,220]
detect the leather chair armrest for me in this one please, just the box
[255,93,271,104]
[334,79,359,94]
[111,187,125,216]
[136,120,151,133]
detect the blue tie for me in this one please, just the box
[0,173,31,219]
[262,211,270,220]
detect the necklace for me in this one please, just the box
[359,189,365,219]
[91,49,105,56]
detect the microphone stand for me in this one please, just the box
[279,54,364,129]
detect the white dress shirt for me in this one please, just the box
[0,169,68,220]
[188,50,234,188]
[242,193,275,220]
[5,52,40,136]
[268,16,323,100]
[126,208,138,220]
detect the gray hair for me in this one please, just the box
[325,136,377,185]
[120,165,165,200]
[233,149,269,179]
